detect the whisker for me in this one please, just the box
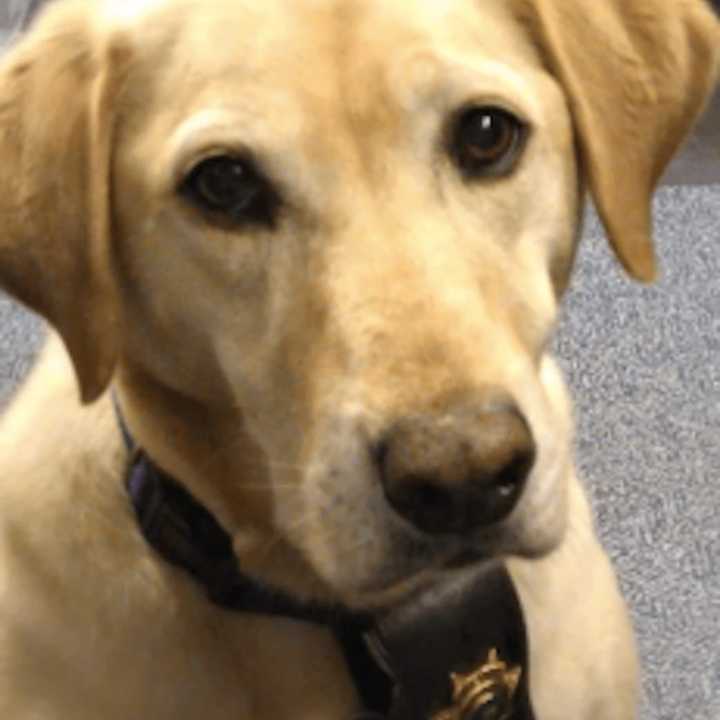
[169,428,307,484]
[251,507,319,567]
[227,483,300,490]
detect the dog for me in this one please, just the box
[0,0,717,718]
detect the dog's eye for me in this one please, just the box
[180,156,278,226]
[450,106,526,179]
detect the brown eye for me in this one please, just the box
[450,106,526,179]
[180,155,278,226]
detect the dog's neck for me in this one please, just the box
[115,393,395,716]
[113,361,331,601]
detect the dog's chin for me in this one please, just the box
[340,548,518,612]
[323,517,567,613]
[342,568,442,611]
[325,542,499,612]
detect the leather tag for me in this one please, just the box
[366,563,535,720]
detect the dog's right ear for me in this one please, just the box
[0,3,128,403]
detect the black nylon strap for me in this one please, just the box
[126,450,355,624]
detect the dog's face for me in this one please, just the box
[113,0,578,604]
[0,0,716,607]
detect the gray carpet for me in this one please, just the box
[2,187,718,720]
[555,187,720,720]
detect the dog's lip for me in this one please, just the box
[443,546,489,569]
[344,568,439,612]
[344,548,491,611]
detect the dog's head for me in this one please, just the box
[0,0,716,607]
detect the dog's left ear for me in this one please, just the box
[516,0,720,282]
[0,3,129,402]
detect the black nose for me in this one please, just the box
[376,400,535,535]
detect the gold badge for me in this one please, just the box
[432,648,522,720]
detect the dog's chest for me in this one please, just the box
[0,464,358,719]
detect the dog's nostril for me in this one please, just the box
[390,479,449,512]
[376,401,535,535]
[411,481,458,523]
[470,446,535,527]
[372,439,390,469]
[496,481,517,499]
[415,482,449,509]
[388,478,466,535]
[493,450,535,495]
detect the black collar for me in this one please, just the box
[115,395,536,720]
[126,448,359,626]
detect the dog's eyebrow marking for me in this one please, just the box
[102,0,166,25]
[388,48,543,126]
[166,108,303,186]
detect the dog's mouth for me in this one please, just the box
[341,545,494,613]
[444,547,492,570]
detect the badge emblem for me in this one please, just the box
[432,648,522,720]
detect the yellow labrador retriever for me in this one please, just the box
[0,0,717,718]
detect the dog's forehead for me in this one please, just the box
[109,0,546,198]
[110,0,536,95]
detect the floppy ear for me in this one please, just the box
[517,0,720,282]
[0,2,126,402]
